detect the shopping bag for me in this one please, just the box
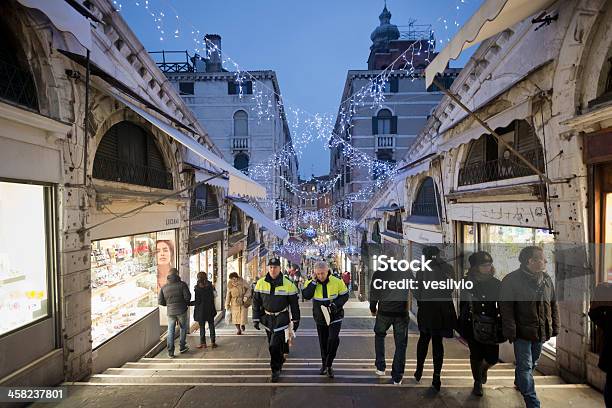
[225,309,232,324]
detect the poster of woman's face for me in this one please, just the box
[156,239,175,289]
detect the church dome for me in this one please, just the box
[370,5,400,49]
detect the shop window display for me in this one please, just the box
[604,193,612,283]
[91,230,176,348]
[189,244,220,309]
[0,182,50,336]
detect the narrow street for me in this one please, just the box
[36,299,603,407]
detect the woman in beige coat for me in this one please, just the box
[225,272,252,334]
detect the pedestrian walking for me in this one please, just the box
[413,246,457,391]
[158,268,191,358]
[225,272,252,335]
[500,246,558,408]
[588,282,612,407]
[342,270,352,292]
[369,259,410,384]
[302,261,349,378]
[458,251,505,396]
[252,258,301,382]
[192,272,217,349]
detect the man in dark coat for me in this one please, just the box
[158,268,191,358]
[192,272,217,348]
[500,246,558,408]
[413,245,457,391]
[369,258,411,384]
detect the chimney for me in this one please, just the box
[204,34,222,72]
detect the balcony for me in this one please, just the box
[232,137,249,150]
[457,148,545,187]
[92,156,173,190]
[376,135,395,150]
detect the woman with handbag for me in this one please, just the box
[192,272,217,349]
[225,272,252,334]
[458,251,505,397]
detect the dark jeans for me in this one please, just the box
[198,318,216,344]
[514,339,543,408]
[316,322,342,368]
[265,329,286,372]
[416,331,444,375]
[374,314,409,382]
[167,311,188,354]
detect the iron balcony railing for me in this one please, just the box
[457,148,545,187]
[232,137,249,150]
[411,202,439,218]
[149,50,194,73]
[190,201,219,221]
[92,156,173,190]
[0,58,38,110]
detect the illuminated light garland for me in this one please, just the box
[115,0,471,234]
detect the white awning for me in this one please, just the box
[425,0,556,88]
[96,83,267,199]
[231,200,289,241]
[195,170,230,189]
[394,160,431,182]
[438,98,532,152]
[17,0,92,50]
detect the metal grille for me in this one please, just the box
[457,147,545,186]
[0,57,38,110]
[92,156,173,189]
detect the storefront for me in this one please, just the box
[189,243,222,311]
[457,220,556,352]
[90,229,177,349]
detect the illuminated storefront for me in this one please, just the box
[189,243,222,311]
[90,229,177,348]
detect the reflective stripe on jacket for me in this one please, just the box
[302,275,349,325]
[252,273,300,332]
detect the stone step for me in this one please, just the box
[85,374,567,386]
[106,367,520,376]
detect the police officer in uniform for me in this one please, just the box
[302,260,349,378]
[252,258,300,382]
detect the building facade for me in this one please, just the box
[330,5,459,220]
[357,0,612,391]
[155,36,299,223]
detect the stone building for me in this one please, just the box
[154,35,299,223]
[329,5,459,220]
[356,0,612,392]
[0,0,266,388]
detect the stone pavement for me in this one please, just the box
[33,299,605,408]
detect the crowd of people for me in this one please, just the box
[157,246,611,408]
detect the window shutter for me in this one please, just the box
[204,186,219,218]
[390,116,398,134]
[372,117,378,135]
[390,77,399,93]
[466,136,485,165]
[246,81,253,94]
[516,120,537,153]
[228,81,237,95]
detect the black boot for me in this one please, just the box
[472,381,483,396]
[480,361,493,384]
[470,357,483,383]
[432,374,441,391]
[319,366,327,375]
[413,366,423,383]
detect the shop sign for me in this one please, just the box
[448,202,548,228]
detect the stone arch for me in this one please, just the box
[90,106,183,189]
[0,3,66,119]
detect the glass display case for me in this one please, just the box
[91,230,176,348]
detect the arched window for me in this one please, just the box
[372,221,381,244]
[411,177,440,220]
[386,205,403,234]
[458,120,544,186]
[234,110,248,136]
[0,23,38,110]
[192,185,219,220]
[234,152,249,173]
[229,207,241,234]
[374,109,392,135]
[93,121,172,189]
[247,222,256,247]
